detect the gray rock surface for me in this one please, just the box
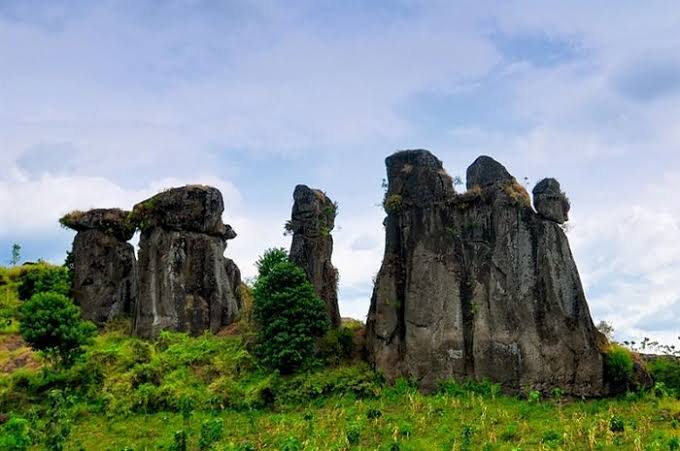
[129,185,228,236]
[289,185,341,328]
[366,150,606,396]
[532,178,570,224]
[61,209,137,324]
[466,155,514,190]
[132,186,240,338]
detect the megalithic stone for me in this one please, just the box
[288,184,341,328]
[130,185,241,338]
[366,150,606,396]
[60,208,137,325]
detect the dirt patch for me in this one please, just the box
[0,333,40,373]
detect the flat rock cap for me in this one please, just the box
[60,208,135,241]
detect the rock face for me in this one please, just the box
[60,209,137,324]
[532,178,570,224]
[131,186,241,338]
[366,150,606,396]
[288,185,341,328]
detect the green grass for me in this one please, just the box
[1,327,679,450]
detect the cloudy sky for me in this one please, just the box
[1,1,679,344]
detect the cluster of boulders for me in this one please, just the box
[366,150,606,396]
[61,149,623,397]
[61,186,243,338]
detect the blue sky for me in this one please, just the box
[1,1,679,344]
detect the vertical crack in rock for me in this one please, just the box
[288,184,341,328]
[130,185,241,338]
[367,150,606,396]
[60,208,137,325]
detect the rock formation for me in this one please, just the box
[532,178,570,224]
[60,209,137,324]
[131,185,241,338]
[288,185,341,328]
[366,150,606,396]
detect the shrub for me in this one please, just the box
[253,249,329,373]
[17,264,70,301]
[605,344,634,387]
[199,418,224,450]
[0,416,32,451]
[609,415,625,433]
[648,357,680,391]
[19,292,96,367]
[318,326,355,365]
[384,194,403,213]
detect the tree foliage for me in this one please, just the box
[17,264,71,301]
[253,249,329,374]
[19,291,96,367]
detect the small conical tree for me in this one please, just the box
[253,248,329,374]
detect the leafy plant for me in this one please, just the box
[199,418,224,450]
[0,416,31,450]
[19,291,96,367]
[253,249,329,373]
[17,264,71,300]
[605,344,634,387]
[610,415,625,433]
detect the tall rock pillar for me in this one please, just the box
[288,185,341,328]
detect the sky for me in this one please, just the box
[1,0,679,345]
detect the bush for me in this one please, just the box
[0,416,32,450]
[19,292,96,367]
[318,327,355,365]
[648,357,680,392]
[605,344,634,386]
[17,264,70,301]
[253,249,329,374]
[609,415,625,433]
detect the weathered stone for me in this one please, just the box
[466,155,514,190]
[289,185,341,328]
[225,257,243,312]
[61,209,137,324]
[60,208,135,241]
[532,178,570,224]
[130,185,231,237]
[132,186,240,338]
[366,150,606,396]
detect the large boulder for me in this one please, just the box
[132,186,240,338]
[532,178,570,224]
[466,155,514,190]
[288,185,341,328]
[129,185,229,237]
[366,150,606,396]
[60,209,137,324]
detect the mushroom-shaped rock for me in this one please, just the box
[60,208,135,241]
[132,185,240,338]
[130,185,228,236]
[466,155,514,190]
[60,209,137,324]
[532,178,570,224]
[367,151,606,396]
[289,185,341,328]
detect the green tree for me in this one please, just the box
[10,243,21,266]
[253,249,329,373]
[17,265,71,300]
[19,292,96,367]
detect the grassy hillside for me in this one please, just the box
[1,263,680,450]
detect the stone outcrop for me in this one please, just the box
[366,150,606,396]
[60,209,137,324]
[532,178,570,224]
[131,185,241,338]
[288,185,341,328]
